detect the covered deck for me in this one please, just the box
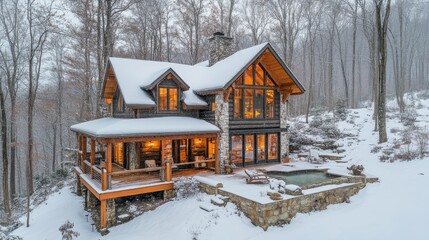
[71,116,221,228]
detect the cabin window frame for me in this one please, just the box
[233,63,277,120]
[157,85,180,112]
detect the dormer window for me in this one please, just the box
[159,87,178,111]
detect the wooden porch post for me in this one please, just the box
[215,137,219,174]
[90,139,95,178]
[82,136,87,161]
[100,200,107,229]
[77,134,81,166]
[106,143,112,173]
[105,143,112,190]
[165,161,172,182]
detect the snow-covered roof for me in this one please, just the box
[70,117,221,138]
[107,43,271,108]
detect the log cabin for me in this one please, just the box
[70,32,305,229]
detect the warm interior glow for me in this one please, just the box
[159,87,168,110]
[234,89,242,118]
[169,88,178,110]
[266,90,274,118]
[105,98,113,104]
[114,143,124,166]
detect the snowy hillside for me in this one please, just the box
[7,92,429,240]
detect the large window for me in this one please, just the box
[266,90,275,118]
[159,87,178,111]
[268,134,278,160]
[231,135,243,165]
[244,89,254,119]
[231,133,278,166]
[257,134,265,161]
[234,89,242,118]
[255,90,264,119]
[114,143,124,166]
[233,63,276,119]
[244,135,254,164]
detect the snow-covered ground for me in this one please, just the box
[11,95,429,240]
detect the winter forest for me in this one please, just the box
[1,0,429,233]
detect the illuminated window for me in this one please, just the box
[255,90,264,119]
[231,135,243,166]
[244,65,253,85]
[211,102,215,112]
[266,90,275,118]
[159,87,178,111]
[169,88,178,110]
[159,88,168,110]
[244,89,254,119]
[114,143,124,166]
[233,63,277,120]
[268,134,278,160]
[234,89,242,118]
[244,135,254,164]
[267,74,275,86]
[255,64,264,85]
[257,134,265,161]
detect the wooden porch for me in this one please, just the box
[74,132,219,229]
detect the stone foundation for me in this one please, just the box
[87,191,98,210]
[198,179,365,230]
[106,199,116,227]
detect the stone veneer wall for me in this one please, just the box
[215,93,229,173]
[280,99,288,159]
[198,179,366,230]
[208,34,234,66]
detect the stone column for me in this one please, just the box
[280,98,289,160]
[75,173,82,196]
[215,93,229,173]
[87,191,98,210]
[106,199,116,227]
[128,143,137,170]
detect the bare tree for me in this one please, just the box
[268,0,303,67]
[242,0,270,45]
[304,0,323,123]
[25,0,55,227]
[374,0,391,143]
[0,76,11,220]
[0,0,25,200]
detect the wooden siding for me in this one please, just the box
[199,95,216,124]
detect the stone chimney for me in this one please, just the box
[208,32,234,66]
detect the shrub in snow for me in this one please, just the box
[335,99,348,121]
[174,177,199,200]
[58,221,79,240]
[415,127,429,159]
[400,108,417,126]
[269,179,286,193]
[347,164,364,176]
[370,145,382,154]
[0,233,22,240]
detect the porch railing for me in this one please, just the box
[80,162,173,191]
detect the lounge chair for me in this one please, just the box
[244,169,269,184]
[144,159,157,168]
[194,156,207,168]
[308,149,323,164]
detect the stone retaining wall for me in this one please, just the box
[199,181,364,230]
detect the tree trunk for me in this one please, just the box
[0,81,11,220]
[375,0,391,143]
